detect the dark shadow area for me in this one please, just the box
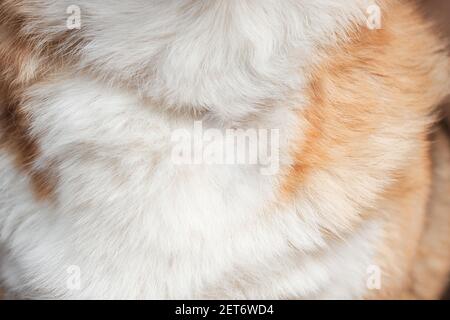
[421,0,450,300]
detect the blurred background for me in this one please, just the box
[422,0,450,132]
[418,0,450,300]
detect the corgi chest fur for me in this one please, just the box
[1,1,449,299]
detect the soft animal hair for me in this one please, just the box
[0,0,379,118]
[0,0,449,299]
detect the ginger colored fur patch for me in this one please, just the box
[279,1,450,298]
[282,3,448,200]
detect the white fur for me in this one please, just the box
[22,0,372,120]
[0,0,382,299]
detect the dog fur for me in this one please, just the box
[0,0,449,299]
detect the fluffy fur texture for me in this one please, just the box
[0,0,449,299]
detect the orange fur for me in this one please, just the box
[0,2,68,201]
[280,1,450,298]
[0,0,449,299]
